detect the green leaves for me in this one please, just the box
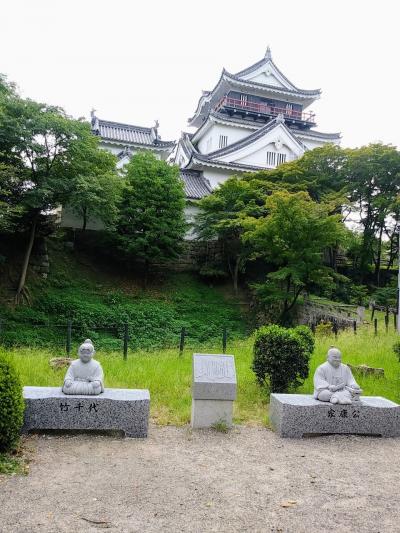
[0,356,24,452]
[243,191,345,321]
[116,152,186,266]
[253,324,314,392]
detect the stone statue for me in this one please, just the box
[313,347,362,404]
[62,339,104,395]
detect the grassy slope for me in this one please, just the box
[6,324,399,426]
[1,239,250,350]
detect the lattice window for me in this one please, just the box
[277,153,287,165]
[266,151,286,167]
[266,151,276,166]
[219,135,228,149]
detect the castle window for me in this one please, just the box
[266,151,286,167]
[277,153,287,165]
[219,135,228,149]
[266,151,276,166]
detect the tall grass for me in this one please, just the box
[3,324,399,426]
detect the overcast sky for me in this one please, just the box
[1,0,399,148]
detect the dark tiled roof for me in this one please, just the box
[188,154,264,172]
[179,132,196,158]
[188,69,320,126]
[224,70,321,97]
[234,52,319,96]
[205,117,304,160]
[210,111,260,128]
[293,129,341,140]
[97,119,174,148]
[180,169,212,199]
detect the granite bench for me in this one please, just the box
[22,386,150,438]
[270,393,400,438]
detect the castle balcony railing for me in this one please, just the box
[214,96,316,126]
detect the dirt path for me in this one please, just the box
[1,426,400,533]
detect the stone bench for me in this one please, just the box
[270,394,400,438]
[22,387,150,438]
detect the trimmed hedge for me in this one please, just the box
[0,356,24,452]
[253,324,314,392]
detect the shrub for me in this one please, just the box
[0,356,24,452]
[252,324,314,392]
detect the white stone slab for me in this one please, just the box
[191,354,237,429]
[270,393,400,438]
[191,399,233,429]
[192,354,237,400]
[22,386,150,438]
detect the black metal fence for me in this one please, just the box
[0,319,231,358]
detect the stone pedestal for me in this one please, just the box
[22,386,150,438]
[270,393,400,438]
[191,354,237,429]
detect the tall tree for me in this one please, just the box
[116,152,186,283]
[196,176,281,292]
[243,191,345,323]
[65,148,120,231]
[344,143,400,285]
[0,82,118,302]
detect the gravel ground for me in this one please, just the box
[1,426,400,533]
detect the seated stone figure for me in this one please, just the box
[313,347,362,405]
[62,339,104,395]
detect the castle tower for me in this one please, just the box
[175,48,340,192]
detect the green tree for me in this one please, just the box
[244,191,345,323]
[344,143,400,285]
[65,150,120,231]
[196,176,283,292]
[116,152,186,282]
[0,83,117,302]
[248,144,347,203]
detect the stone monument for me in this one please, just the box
[191,353,237,429]
[313,347,362,404]
[62,339,104,395]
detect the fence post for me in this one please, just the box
[353,320,357,335]
[374,318,378,336]
[66,320,72,356]
[332,321,338,340]
[179,327,186,357]
[385,314,389,333]
[395,313,398,331]
[123,323,129,360]
[311,322,316,335]
[371,305,375,321]
[222,327,227,354]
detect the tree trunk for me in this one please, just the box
[15,217,37,303]
[143,259,149,290]
[82,207,88,231]
[233,257,240,294]
[375,225,384,286]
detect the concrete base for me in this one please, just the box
[191,399,233,429]
[270,394,400,438]
[22,386,150,438]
